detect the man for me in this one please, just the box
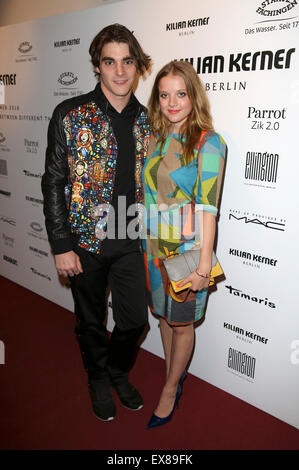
[41,24,151,421]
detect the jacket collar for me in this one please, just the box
[92,82,142,119]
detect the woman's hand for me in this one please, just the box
[178,270,210,292]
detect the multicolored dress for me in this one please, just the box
[142,130,226,325]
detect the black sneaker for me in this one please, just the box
[112,379,143,410]
[88,379,116,421]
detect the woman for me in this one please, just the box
[142,60,226,428]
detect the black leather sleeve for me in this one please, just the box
[41,106,73,255]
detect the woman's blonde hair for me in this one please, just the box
[148,60,213,164]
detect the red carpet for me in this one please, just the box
[0,275,299,450]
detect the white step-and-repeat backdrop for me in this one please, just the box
[1,0,299,429]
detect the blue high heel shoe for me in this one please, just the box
[146,384,182,429]
[179,370,187,387]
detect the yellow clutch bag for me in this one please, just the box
[163,247,223,294]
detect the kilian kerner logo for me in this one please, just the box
[224,322,269,345]
[178,48,295,73]
[54,38,80,48]
[229,248,278,267]
[166,17,210,31]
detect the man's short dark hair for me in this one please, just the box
[89,23,151,76]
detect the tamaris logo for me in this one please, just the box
[225,285,276,308]
[30,267,51,281]
[23,170,42,179]
[257,0,297,17]
[177,48,295,73]
[228,348,256,380]
[58,72,78,87]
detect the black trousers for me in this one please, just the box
[70,238,148,381]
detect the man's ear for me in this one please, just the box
[95,66,100,75]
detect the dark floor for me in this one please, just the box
[1,276,299,450]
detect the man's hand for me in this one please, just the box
[54,251,83,278]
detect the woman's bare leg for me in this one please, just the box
[154,323,194,417]
[159,317,173,378]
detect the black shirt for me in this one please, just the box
[94,84,141,237]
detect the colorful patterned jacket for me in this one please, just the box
[42,83,151,255]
